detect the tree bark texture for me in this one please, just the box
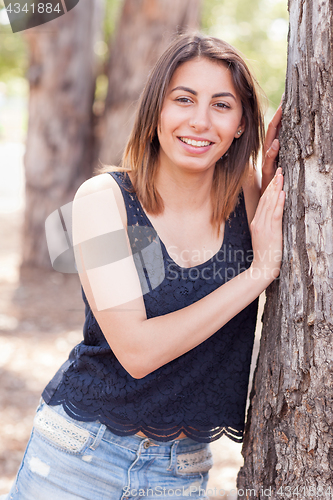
[99,0,202,166]
[21,0,103,269]
[238,1,333,498]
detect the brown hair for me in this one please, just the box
[99,32,265,233]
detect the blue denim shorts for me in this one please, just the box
[7,401,213,500]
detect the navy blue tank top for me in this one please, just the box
[43,171,258,443]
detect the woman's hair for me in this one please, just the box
[99,32,265,233]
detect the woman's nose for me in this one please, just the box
[188,107,211,131]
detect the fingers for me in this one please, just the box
[275,166,283,178]
[272,189,285,231]
[263,169,284,227]
[252,171,274,222]
[264,138,279,165]
[254,168,283,223]
[263,105,282,152]
[250,163,284,281]
[262,104,282,192]
[261,138,280,192]
[271,104,282,128]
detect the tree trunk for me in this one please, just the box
[21,0,103,270]
[238,1,333,498]
[99,0,202,166]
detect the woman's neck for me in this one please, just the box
[154,164,215,214]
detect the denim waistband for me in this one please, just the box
[41,401,209,455]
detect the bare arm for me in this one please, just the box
[73,171,285,379]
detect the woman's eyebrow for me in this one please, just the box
[170,86,197,95]
[212,92,236,101]
[170,86,236,101]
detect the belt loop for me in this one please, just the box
[167,440,179,471]
[89,423,107,451]
[121,438,146,500]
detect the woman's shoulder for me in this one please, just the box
[73,172,127,227]
[74,172,120,199]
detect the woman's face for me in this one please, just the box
[157,57,245,175]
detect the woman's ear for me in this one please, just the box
[234,117,246,139]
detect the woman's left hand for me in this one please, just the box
[261,104,282,195]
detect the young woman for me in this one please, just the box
[7,32,284,499]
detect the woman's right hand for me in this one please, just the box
[250,167,285,284]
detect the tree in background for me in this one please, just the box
[100,0,201,165]
[202,0,288,113]
[21,0,103,269]
[19,0,201,270]
[0,0,288,270]
[238,0,333,497]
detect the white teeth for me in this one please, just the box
[180,137,211,147]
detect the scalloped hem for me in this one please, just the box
[43,396,244,444]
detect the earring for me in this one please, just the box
[237,130,242,136]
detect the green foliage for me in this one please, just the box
[0,0,122,92]
[104,0,122,42]
[0,0,288,114]
[202,0,288,116]
[92,0,123,111]
[0,0,28,90]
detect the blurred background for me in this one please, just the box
[0,0,288,497]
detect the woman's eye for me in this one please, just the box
[214,102,230,109]
[176,97,192,103]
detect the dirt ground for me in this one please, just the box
[0,147,264,499]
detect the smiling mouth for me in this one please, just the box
[179,137,213,147]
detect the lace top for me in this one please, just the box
[43,171,258,443]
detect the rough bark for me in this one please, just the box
[237,1,333,498]
[21,0,103,270]
[99,0,202,166]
